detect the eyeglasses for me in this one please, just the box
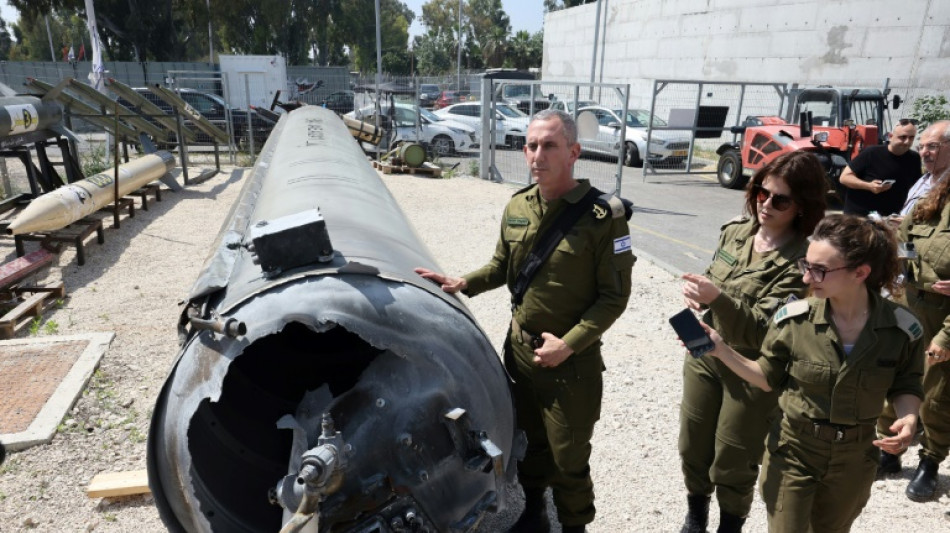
[898,118,919,126]
[918,141,948,152]
[753,185,794,211]
[797,258,851,282]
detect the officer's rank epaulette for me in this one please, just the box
[593,194,633,221]
[720,215,748,230]
[893,307,923,341]
[773,299,809,324]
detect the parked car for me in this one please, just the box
[345,103,477,156]
[320,90,354,114]
[433,90,468,110]
[575,105,691,167]
[418,84,441,108]
[434,102,530,149]
[120,87,276,148]
[548,99,599,113]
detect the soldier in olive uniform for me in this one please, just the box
[702,214,924,532]
[416,109,634,533]
[678,152,827,533]
[877,120,950,502]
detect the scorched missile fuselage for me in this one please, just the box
[148,106,519,533]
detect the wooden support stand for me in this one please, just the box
[15,218,105,266]
[129,183,162,212]
[0,281,66,339]
[111,197,135,228]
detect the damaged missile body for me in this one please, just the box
[148,107,519,533]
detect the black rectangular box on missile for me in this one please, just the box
[248,208,333,277]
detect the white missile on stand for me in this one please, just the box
[7,151,176,235]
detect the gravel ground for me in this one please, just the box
[0,157,948,532]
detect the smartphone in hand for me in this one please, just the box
[882,179,896,186]
[669,308,715,358]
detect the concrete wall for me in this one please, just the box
[542,0,950,108]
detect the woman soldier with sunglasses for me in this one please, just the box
[702,214,924,532]
[678,151,827,532]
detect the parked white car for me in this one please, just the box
[576,106,691,167]
[345,103,477,156]
[434,102,531,149]
[548,99,599,114]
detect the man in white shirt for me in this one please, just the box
[897,120,950,219]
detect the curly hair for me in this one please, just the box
[810,213,902,296]
[743,151,827,236]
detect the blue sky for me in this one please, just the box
[403,0,545,39]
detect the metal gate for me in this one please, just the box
[645,80,788,176]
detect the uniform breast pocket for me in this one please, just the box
[788,361,831,395]
[856,369,894,419]
[707,252,734,284]
[927,230,950,279]
[504,225,528,253]
[552,233,589,269]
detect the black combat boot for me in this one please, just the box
[680,494,710,533]
[717,510,746,533]
[906,456,940,502]
[506,486,550,533]
[877,451,902,477]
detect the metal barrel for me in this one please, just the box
[147,107,517,533]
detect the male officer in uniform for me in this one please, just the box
[415,109,635,533]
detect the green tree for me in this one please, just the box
[413,31,452,75]
[910,95,950,132]
[544,0,595,11]
[466,0,510,68]
[0,16,12,60]
[339,0,413,73]
[505,30,542,71]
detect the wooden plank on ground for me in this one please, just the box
[86,469,151,498]
[0,249,54,289]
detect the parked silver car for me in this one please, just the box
[575,106,691,167]
[434,102,530,149]
[346,103,477,156]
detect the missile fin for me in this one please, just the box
[42,78,71,103]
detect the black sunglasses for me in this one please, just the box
[753,185,794,211]
[898,118,919,126]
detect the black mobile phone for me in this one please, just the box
[669,308,715,358]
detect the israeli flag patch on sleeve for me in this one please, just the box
[614,235,632,254]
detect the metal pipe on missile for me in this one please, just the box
[147,107,519,533]
[6,151,175,235]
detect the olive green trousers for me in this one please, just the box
[679,353,781,517]
[761,418,878,532]
[504,330,603,527]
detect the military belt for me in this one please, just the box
[511,318,543,349]
[906,285,949,305]
[785,415,872,444]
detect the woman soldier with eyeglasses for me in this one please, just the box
[678,151,827,532]
[702,214,924,532]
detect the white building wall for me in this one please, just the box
[542,0,950,107]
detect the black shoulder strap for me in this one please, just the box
[511,187,601,308]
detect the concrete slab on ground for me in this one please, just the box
[0,332,114,451]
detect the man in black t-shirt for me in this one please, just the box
[839,119,922,216]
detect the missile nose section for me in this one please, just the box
[148,107,520,532]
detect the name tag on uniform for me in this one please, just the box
[507,217,529,226]
[717,249,737,266]
[614,235,631,254]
